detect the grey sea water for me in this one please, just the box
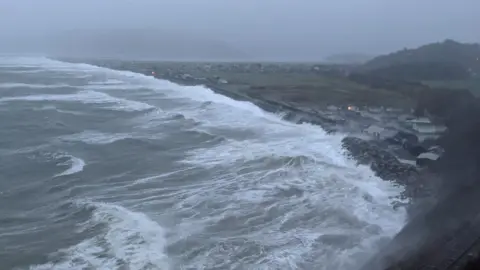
[0,57,406,270]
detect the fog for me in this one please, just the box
[1,0,478,61]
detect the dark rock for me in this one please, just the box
[403,142,427,157]
[362,97,480,270]
[416,152,440,167]
[414,87,475,120]
[430,97,480,196]
[383,131,429,158]
[342,137,418,185]
[384,131,419,146]
[363,125,397,139]
[360,184,480,270]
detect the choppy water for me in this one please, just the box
[0,57,406,270]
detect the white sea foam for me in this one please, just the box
[88,79,125,85]
[57,130,132,145]
[148,77,406,269]
[29,201,170,270]
[0,69,44,74]
[34,105,86,115]
[54,155,86,177]
[3,57,407,269]
[0,90,154,112]
[0,82,71,89]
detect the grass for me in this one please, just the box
[87,60,417,109]
[423,78,480,96]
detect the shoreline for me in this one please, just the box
[156,75,343,132]
[88,60,480,270]
[155,73,480,270]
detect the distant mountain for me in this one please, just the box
[1,29,249,61]
[359,39,480,80]
[323,53,374,64]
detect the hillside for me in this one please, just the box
[359,40,480,81]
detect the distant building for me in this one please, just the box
[363,125,397,139]
[347,105,360,112]
[368,107,384,113]
[406,117,447,134]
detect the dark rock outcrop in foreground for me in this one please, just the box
[360,91,480,270]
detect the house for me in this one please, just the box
[406,117,447,134]
[363,125,397,139]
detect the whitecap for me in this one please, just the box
[0,90,154,112]
[3,56,408,269]
[57,131,131,145]
[88,79,125,85]
[29,201,170,270]
[0,82,71,89]
[55,155,86,177]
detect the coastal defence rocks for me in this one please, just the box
[414,88,480,195]
[360,184,480,270]
[342,137,418,186]
[360,95,480,269]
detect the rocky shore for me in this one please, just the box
[86,60,480,270]
[116,61,448,200]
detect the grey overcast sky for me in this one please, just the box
[0,0,478,60]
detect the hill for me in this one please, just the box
[359,40,480,81]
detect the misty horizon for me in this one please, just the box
[1,0,478,61]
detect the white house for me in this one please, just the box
[407,117,447,134]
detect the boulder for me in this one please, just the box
[384,131,419,146]
[342,137,418,185]
[404,143,427,157]
[383,131,428,158]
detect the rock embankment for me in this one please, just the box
[360,90,480,270]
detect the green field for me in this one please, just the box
[423,78,480,96]
[125,61,417,109]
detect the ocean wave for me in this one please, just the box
[56,131,173,151]
[0,82,72,89]
[0,69,44,74]
[87,79,125,85]
[130,110,198,130]
[57,131,133,145]
[54,154,85,177]
[29,201,170,270]
[182,133,346,169]
[0,90,154,112]
[33,105,86,116]
[2,57,409,269]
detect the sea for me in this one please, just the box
[0,56,406,270]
